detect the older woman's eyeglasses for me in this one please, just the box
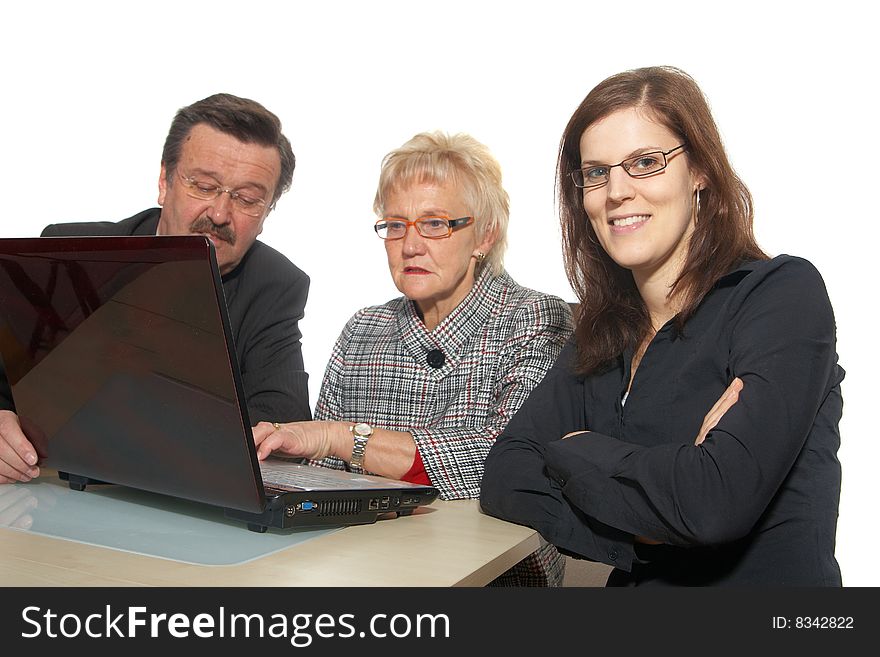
[374,216,473,240]
[570,144,687,189]
[177,170,269,217]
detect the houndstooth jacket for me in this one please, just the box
[313,268,573,585]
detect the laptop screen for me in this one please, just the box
[0,236,266,513]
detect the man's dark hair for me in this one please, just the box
[161,93,295,207]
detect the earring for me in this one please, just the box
[475,251,486,262]
[693,188,702,224]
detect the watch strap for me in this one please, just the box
[349,423,372,473]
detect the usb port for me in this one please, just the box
[379,496,390,510]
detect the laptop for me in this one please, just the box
[0,235,438,533]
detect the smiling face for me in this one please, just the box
[157,123,280,275]
[579,107,704,289]
[382,180,496,329]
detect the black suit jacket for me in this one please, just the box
[29,208,312,422]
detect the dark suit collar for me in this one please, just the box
[121,207,162,235]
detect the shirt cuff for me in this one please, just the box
[401,449,432,485]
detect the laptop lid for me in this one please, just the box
[0,235,439,530]
[0,235,269,514]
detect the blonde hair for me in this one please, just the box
[373,131,509,276]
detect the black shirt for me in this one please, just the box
[480,255,843,586]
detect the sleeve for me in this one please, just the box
[400,450,431,485]
[411,295,573,500]
[480,340,636,569]
[0,358,14,412]
[238,264,311,424]
[309,311,363,472]
[544,257,842,547]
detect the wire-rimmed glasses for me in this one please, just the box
[177,170,269,217]
[570,144,687,189]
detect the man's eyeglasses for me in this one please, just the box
[570,144,687,189]
[374,216,473,240]
[177,170,269,217]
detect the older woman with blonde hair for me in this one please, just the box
[254,131,573,585]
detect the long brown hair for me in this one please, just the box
[557,66,767,375]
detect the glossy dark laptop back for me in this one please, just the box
[0,236,267,513]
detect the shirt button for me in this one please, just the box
[608,548,619,561]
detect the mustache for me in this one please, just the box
[189,216,236,245]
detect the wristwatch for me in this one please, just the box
[349,422,373,473]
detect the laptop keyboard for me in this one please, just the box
[259,462,354,491]
[258,459,424,491]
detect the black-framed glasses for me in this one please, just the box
[177,170,269,217]
[570,144,687,189]
[374,216,474,240]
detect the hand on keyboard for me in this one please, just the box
[252,420,345,462]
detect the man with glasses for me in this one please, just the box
[0,93,311,486]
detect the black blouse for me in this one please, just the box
[480,256,844,586]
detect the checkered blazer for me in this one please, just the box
[313,268,573,585]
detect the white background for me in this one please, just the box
[4,1,876,585]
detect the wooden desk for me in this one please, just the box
[0,476,539,587]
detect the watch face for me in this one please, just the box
[354,422,372,436]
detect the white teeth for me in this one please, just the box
[611,215,649,227]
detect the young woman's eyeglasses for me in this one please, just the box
[570,144,687,189]
[374,216,473,240]
[177,170,269,217]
